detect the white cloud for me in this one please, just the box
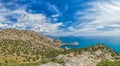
[72,0,120,36]
[0,4,63,35]
[47,3,60,14]
[15,10,63,35]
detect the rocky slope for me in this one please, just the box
[39,44,120,66]
[0,28,62,65]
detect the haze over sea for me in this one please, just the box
[59,36,120,53]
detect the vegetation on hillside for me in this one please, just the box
[0,29,63,65]
[97,60,120,66]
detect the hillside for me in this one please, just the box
[0,29,63,65]
[40,44,120,66]
[0,28,61,47]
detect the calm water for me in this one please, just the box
[58,36,120,53]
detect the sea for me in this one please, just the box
[57,36,120,53]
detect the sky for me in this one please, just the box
[0,0,120,36]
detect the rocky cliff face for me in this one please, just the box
[39,44,120,66]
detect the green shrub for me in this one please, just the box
[97,60,120,66]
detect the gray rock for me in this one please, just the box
[39,62,63,66]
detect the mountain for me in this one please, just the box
[0,28,61,47]
[0,28,63,65]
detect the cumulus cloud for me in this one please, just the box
[13,10,63,34]
[72,0,120,36]
[0,2,63,35]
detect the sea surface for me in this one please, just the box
[58,36,120,53]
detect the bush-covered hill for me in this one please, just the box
[0,29,63,65]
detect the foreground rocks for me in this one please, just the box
[40,62,62,66]
[39,52,99,66]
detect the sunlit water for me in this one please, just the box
[59,36,120,53]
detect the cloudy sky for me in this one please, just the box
[0,0,120,36]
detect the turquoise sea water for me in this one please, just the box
[59,36,120,53]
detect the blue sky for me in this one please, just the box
[0,0,120,36]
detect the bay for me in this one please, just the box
[59,36,120,53]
